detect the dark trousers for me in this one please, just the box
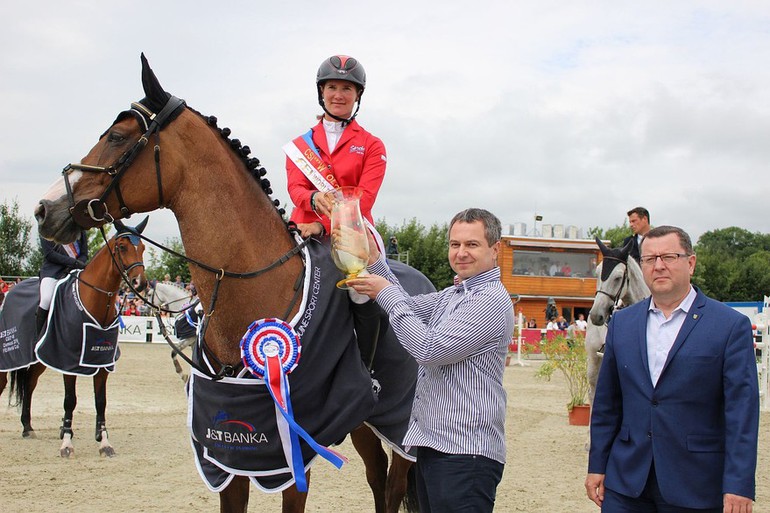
[603,464,720,513]
[415,446,504,513]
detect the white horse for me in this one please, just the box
[586,238,650,409]
[147,282,197,382]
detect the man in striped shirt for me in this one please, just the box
[348,208,514,513]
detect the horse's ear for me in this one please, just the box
[140,53,171,112]
[135,215,149,234]
[620,237,634,260]
[114,219,127,233]
[595,236,610,256]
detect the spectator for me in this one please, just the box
[387,235,399,257]
[575,313,588,330]
[586,225,758,510]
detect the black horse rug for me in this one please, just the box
[187,237,434,493]
[0,278,40,372]
[35,272,120,376]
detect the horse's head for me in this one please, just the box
[111,217,149,292]
[35,54,186,244]
[589,237,634,326]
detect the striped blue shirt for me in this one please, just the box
[370,258,514,463]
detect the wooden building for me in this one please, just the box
[499,235,605,328]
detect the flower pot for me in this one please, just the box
[568,404,590,426]
[505,355,512,366]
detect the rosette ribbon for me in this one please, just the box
[240,318,347,492]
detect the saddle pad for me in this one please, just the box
[35,272,120,376]
[0,278,40,371]
[188,239,376,492]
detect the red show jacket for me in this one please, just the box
[286,119,386,233]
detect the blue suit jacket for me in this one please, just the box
[588,288,759,508]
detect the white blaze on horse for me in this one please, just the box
[34,54,428,513]
[586,237,650,409]
[0,220,147,458]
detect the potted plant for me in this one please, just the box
[526,332,591,425]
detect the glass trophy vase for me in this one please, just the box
[330,187,369,289]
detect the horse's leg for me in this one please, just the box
[60,374,77,458]
[20,363,46,438]
[171,337,193,383]
[280,478,310,513]
[219,475,250,513]
[351,424,388,513]
[0,371,7,399]
[93,369,115,457]
[386,453,416,513]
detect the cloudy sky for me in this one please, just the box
[2,1,768,247]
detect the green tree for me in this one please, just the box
[375,218,452,289]
[693,227,770,301]
[0,198,38,276]
[145,237,190,283]
[587,221,633,248]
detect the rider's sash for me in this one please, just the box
[283,130,385,252]
[282,131,339,193]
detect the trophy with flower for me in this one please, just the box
[330,187,370,289]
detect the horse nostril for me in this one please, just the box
[34,201,47,223]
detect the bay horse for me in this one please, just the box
[0,219,147,458]
[34,54,422,513]
[586,237,649,408]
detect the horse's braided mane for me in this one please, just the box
[186,106,287,221]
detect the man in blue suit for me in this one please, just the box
[586,225,758,512]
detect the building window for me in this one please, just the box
[512,250,597,278]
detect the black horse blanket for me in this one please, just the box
[0,278,39,372]
[35,272,120,376]
[188,237,435,493]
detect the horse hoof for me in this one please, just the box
[99,446,116,458]
[60,447,74,458]
[22,430,37,439]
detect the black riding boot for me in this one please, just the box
[351,300,382,372]
[35,307,49,338]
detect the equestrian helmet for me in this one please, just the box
[316,55,366,92]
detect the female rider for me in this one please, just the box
[285,55,386,239]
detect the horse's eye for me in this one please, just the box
[107,131,126,144]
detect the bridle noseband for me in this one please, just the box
[62,96,186,229]
[594,255,629,324]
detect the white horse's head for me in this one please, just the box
[148,282,193,313]
[589,238,649,326]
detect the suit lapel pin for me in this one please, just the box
[693,314,699,320]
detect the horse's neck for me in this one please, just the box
[169,138,304,364]
[622,261,650,306]
[78,249,122,325]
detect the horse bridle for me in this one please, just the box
[594,255,629,324]
[76,229,146,324]
[63,94,308,381]
[62,96,186,229]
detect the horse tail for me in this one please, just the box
[8,367,28,408]
[402,463,420,513]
